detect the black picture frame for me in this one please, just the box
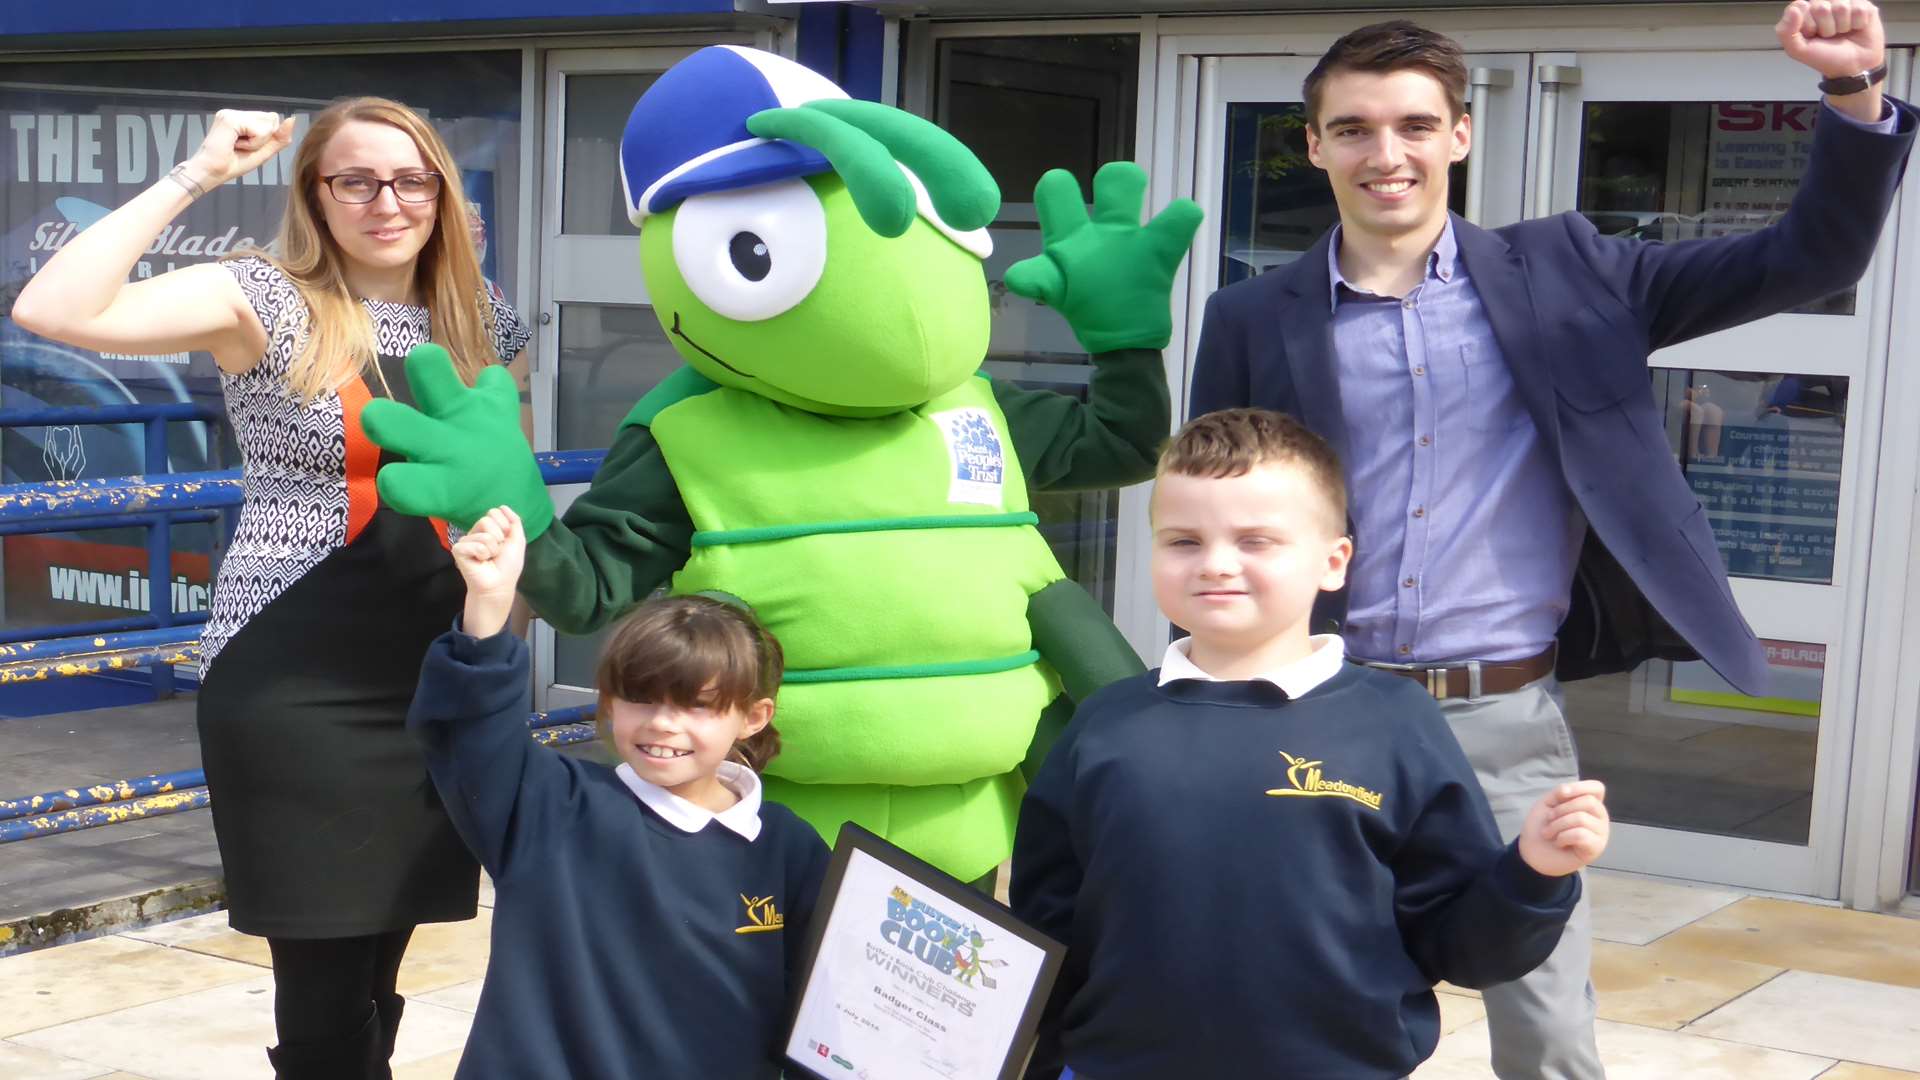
[783,822,1066,1080]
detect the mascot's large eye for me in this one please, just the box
[671,179,826,322]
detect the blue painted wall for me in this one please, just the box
[795,3,889,101]
[7,0,736,37]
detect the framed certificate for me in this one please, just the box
[784,823,1066,1080]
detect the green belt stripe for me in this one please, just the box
[692,512,1039,548]
[783,650,1041,685]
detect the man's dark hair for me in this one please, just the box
[1303,20,1468,128]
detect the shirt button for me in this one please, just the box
[1402,576,1416,588]
[1412,506,1425,518]
[1402,299,1415,310]
[1398,644,1412,656]
[1413,365,1425,376]
[1418,434,1432,447]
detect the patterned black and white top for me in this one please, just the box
[204,255,531,671]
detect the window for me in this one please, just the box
[1578,100,1852,315]
[936,34,1141,613]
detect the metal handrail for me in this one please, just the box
[0,404,223,694]
[0,452,607,657]
[0,441,610,843]
[0,453,606,658]
[0,704,599,842]
[0,626,202,685]
[0,403,221,426]
[0,400,600,645]
[0,451,604,526]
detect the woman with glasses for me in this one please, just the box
[13,97,529,1079]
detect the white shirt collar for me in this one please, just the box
[615,760,763,841]
[1157,635,1346,698]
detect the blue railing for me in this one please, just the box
[0,702,599,844]
[0,403,223,693]
[0,402,603,693]
[0,400,607,844]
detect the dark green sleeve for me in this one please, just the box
[518,422,692,635]
[991,347,1169,492]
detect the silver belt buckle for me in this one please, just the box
[1419,661,1484,700]
[1365,658,1482,700]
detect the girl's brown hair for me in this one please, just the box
[596,595,786,772]
[239,96,495,400]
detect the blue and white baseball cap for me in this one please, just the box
[620,46,846,224]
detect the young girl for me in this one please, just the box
[414,505,829,1078]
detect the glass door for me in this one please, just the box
[533,46,719,710]
[1531,49,1899,895]
[929,33,1148,620]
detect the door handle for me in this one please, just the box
[1533,64,1582,220]
[1465,67,1514,225]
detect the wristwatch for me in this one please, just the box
[1818,63,1888,96]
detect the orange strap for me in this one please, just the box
[343,376,456,552]
[339,377,379,545]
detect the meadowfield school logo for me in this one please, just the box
[735,893,784,934]
[1266,750,1384,811]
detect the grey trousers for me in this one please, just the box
[1438,675,1605,1080]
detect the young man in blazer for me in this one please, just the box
[1188,3,1914,1076]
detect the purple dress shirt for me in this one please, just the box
[1328,101,1895,666]
[1329,220,1584,665]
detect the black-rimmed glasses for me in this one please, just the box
[320,172,444,205]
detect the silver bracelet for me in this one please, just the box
[166,162,209,201]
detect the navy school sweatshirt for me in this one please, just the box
[1011,663,1578,1080]
[406,627,830,1080]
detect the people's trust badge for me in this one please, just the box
[929,407,1006,508]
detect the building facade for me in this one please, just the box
[5,0,1919,913]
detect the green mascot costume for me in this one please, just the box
[364,45,1202,883]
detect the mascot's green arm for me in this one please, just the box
[1022,578,1145,781]
[990,346,1165,772]
[1001,343,1164,773]
[518,422,693,635]
[988,346,1168,493]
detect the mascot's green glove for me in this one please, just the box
[1003,160,1203,354]
[360,344,555,539]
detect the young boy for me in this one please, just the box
[1011,409,1609,1080]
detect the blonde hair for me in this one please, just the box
[240,97,495,400]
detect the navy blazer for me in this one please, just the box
[1190,99,1917,696]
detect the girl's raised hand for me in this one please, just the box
[452,507,526,635]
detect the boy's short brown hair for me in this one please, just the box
[1158,408,1348,533]
[1303,20,1468,128]
[596,594,785,772]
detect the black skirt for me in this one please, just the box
[197,501,480,939]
